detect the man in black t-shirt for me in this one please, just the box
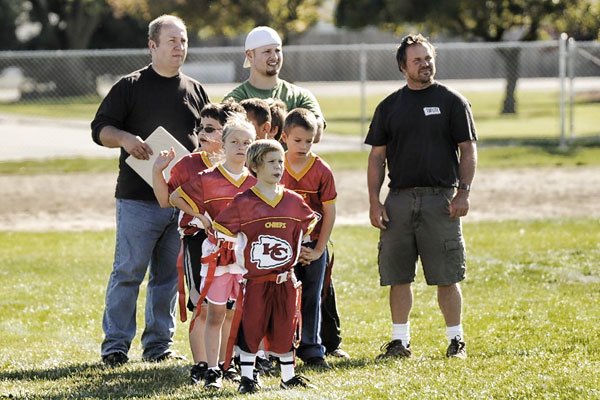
[365,34,477,360]
[91,15,209,367]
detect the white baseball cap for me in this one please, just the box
[243,26,282,68]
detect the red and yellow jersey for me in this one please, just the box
[282,152,336,241]
[213,185,318,280]
[176,164,256,224]
[167,151,213,193]
[167,151,214,236]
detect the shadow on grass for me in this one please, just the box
[0,362,101,381]
[296,356,370,374]
[0,361,243,399]
[0,359,377,399]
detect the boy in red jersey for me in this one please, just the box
[170,115,256,390]
[281,108,337,368]
[212,139,318,394]
[152,101,246,385]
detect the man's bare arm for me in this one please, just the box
[367,145,388,229]
[449,140,477,218]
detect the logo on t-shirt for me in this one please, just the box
[423,107,441,116]
[250,235,294,269]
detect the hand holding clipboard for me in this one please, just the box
[125,126,190,188]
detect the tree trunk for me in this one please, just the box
[497,47,521,114]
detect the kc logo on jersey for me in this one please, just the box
[250,235,294,269]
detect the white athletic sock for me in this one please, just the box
[392,322,411,347]
[277,352,295,382]
[238,350,256,380]
[446,324,464,343]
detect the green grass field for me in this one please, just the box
[1,85,599,398]
[1,220,599,399]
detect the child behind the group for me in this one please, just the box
[152,100,246,385]
[169,115,257,390]
[212,139,318,394]
[240,98,271,139]
[266,98,287,141]
[281,108,337,369]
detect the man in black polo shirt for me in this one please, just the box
[366,34,477,360]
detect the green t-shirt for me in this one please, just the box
[223,79,325,123]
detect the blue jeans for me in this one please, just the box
[101,199,180,360]
[294,241,327,360]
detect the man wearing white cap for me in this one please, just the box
[225,26,351,370]
[224,26,325,143]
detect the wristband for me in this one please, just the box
[458,183,471,191]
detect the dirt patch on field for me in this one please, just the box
[1,166,599,231]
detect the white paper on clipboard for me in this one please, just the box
[125,126,190,188]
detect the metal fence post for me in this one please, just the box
[567,37,576,143]
[558,33,568,149]
[359,43,367,148]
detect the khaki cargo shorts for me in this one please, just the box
[377,187,466,286]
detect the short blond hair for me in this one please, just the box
[221,113,256,143]
[246,139,284,177]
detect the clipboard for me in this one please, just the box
[125,126,190,188]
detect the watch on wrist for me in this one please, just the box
[458,182,471,191]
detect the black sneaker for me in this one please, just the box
[219,360,241,383]
[190,361,208,385]
[238,376,261,394]
[102,351,128,367]
[280,374,316,389]
[146,351,186,363]
[204,368,223,390]
[303,356,331,370]
[446,336,467,359]
[255,355,279,376]
[376,339,411,359]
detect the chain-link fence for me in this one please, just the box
[0,40,598,140]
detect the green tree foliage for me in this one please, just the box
[108,0,323,43]
[336,0,599,40]
[0,0,21,50]
[25,0,111,49]
[3,0,323,51]
[335,0,600,114]
[554,0,600,40]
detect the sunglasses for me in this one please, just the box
[196,125,222,134]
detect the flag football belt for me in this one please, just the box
[251,270,301,287]
[176,243,187,322]
[206,230,235,249]
[188,230,235,333]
